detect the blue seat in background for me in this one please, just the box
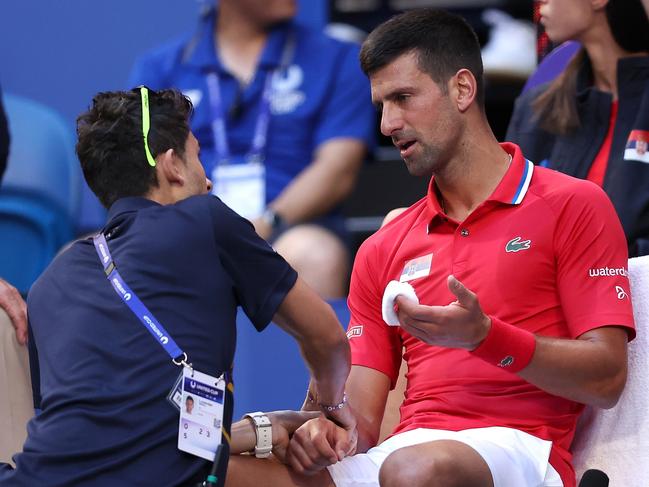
[0,94,82,295]
[233,299,350,419]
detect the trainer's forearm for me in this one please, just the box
[292,301,350,405]
[273,278,350,405]
[230,418,257,455]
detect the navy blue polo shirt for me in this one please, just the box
[0,195,297,486]
[128,15,375,205]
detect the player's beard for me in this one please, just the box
[403,140,445,178]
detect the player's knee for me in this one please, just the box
[379,445,460,487]
[274,225,349,298]
[275,225,346,266]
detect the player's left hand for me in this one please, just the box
[395,275,491,350]
[284,415,355,475]
[266,410,322,463]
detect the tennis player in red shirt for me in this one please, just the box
[225,8,634,487]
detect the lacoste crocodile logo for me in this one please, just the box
[505,237,531,253]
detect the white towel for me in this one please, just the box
[382,280,419,326]
[571,255,649,486]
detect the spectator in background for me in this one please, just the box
[129,0,375,299]
[506,0,649,256]
[0,86,28,345]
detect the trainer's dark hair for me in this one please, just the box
[533,0,649,135]
[360,8,485,106]
[76,88,193,208]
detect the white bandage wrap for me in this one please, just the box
[382,280,419,326]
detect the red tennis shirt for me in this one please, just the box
[347,143,635,487]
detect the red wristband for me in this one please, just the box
[470,317,536,373]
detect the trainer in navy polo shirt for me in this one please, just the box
[128,13,375,209]
[0,194,297,486]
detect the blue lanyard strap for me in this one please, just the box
[207,70,273,166]
[92,233,188,365]
[207,32,295,166]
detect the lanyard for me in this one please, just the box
[207,32,295,166]
[95,232,234,487]
[92,233,190,367]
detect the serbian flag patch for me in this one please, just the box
[624,129,649,163]
[400,253,433,282]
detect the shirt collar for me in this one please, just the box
[426,142,534,225]
[183,12,292,72]
[487,142,534,205]
[106,197,161,226]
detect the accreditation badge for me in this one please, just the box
[212,162,265,220]
[178,367,225,461]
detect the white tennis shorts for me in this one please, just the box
[326,427,564,487]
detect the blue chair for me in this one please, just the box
[0,94,82,295]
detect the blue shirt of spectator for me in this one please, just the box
[128,14,375,210]
[0,194,297,486]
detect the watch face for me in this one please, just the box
[263,209,282,229]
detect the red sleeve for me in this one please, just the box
[553,181,635,339]
[347,239,403,388]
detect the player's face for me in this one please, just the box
[637,140,647,155]
[370,51,461,178]
[538,0,597,44]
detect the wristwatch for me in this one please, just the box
[261,207,284,231]
[243,411,272,458]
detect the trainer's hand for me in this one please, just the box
[285,415,355,475]
[301,387,358,462]
[396,275,490,350]
[0,277,27,345]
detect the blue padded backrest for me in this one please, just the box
[0,195,73,294]
[0,94,80,294]
[2,94,81,222]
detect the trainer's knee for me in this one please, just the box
[273,224,349,299]
[378,445,458,487]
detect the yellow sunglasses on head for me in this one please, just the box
[139,86,157,167]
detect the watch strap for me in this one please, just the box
[261,208,283,230]
[243,411,272,458]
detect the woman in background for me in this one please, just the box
[507,0,649,256]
